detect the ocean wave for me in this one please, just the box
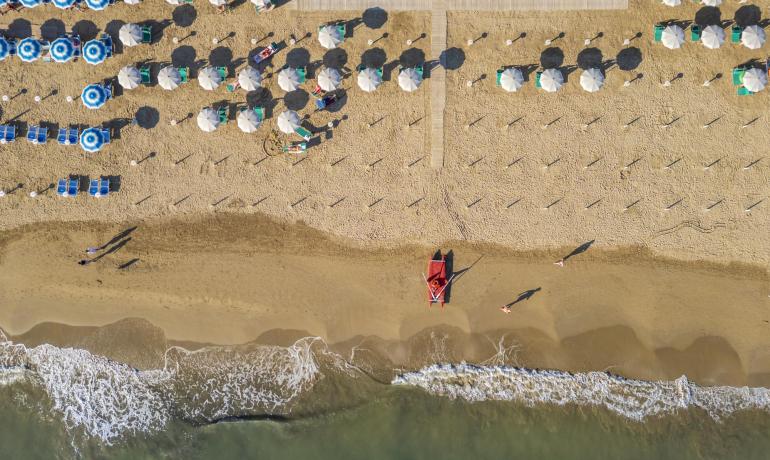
[392,364,770,421]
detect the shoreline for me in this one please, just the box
[1,213,768,387]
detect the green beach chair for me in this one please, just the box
[141,26,152,44]
[415,63,424,78]
[216,66,228,80]
[294,126,312,141]
[178,67,190,83]
[732,67,745,85]
[217,107,228,124]
[731,25,742,43]
[654,24,664,42]
[737,86,752,96]
[296,66,307,83]
[535,70,543,88]
[254,106,265,122]
[376,67,383,78]
[690,25,701,42]
[336,23,346,41]
[496,68,503,86]
[140,66,151,85]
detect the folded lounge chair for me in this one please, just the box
[26,125,47,144]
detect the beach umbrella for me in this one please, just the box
[357,67,382,92]
[197,108,220,132]
[662,0,680,5]
[741,25,766,50]
[50,37,76,63]
[539,68,563,93]
[80,127,106,152]
[53,0,78,8]
[166,0,182,3]
[83,39,108,65]
[199,66,223,90]
[742,68,767,92]
[701,0,720,6]
[209,0,226,5]
[277,110,300,134]
[278,67,302,91]
[119,24,142,47]
[317,67,342,91]
[17,38,42,63]
[0,37,12,61]
[398,67,422,92]
[237,109,261,133]
[118,66,141,90]
[19,0,41,8]
[318,25,343,50]
[238,66,263,91]
[86,0,110,9]
[701,25,725,49]
[499,68,524,92]
[124,0,141,4]
[580,68,604,93]
[661,25,685,49]
[81,84,109,110]
[158,66,181,90]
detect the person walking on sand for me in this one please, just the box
[500,305,511,314]
[86,247,98,255]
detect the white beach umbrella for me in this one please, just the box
[540,68,563,93]
[357,67,382,92]
[199,66,223,90]
[124,0,141,4]
[165,0,183,4]
[580,68,604,93]
[237,109,261,133]
[317,67,342,91]
[701,25,725,49]
[278,67,301,91]
[398,67,423,92]
[742,68,767,92]
[238,66,262,91]
[158,66,181,91]
[118,65,141,90]
[277,110,301,134]
[318,25,343,50]
[662,0,680,5]
[119,23,142,47]
[741,25,766,50]
[197,108,220,132]
[209,0,226,5]
[661,25,685,49]
[499,68,524,92]
[701,0,720,6]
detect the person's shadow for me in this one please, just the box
[504,287,541,308]
[561,240,595,262]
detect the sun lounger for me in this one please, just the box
[140,65,151,85]
[0,124,15,143]
[282,141,307,153]
[57,127,78,145]
[26,125,47,144]
[67,178,79,196]
[315,93,337,110]
[254,106,264,121]
[217,107,227,124]
[732,67,745,85]
[731,25,742,44]
[415,63,424,78]
[88,178,99,196]
[294,126,311,141]
[296,66,307,83]
[178,66,189,83]
[216,66,228,80]
[101,128,111,145]
[104,82,113,99]
[99,178,110,196]
[100,33,113,57]
[56,179,67,196]
[690,25,701,42]
[496,68,503,86]
[654,24,664,42]
[535,70,543,88]
[737,86,753,96]
[253,42,277,64]
[141,25,152,44]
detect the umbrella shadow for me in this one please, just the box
[695,6,722,26]
[360,47,387,69]
[284,89,309,111]
[247,88,277,118]
[72,20,99,41]
[362,7,388,29]
[286,47,311,68]
[399,47,425,68]
[142,19,172,45]
[135,106,159,129]
[439,47,464,70]
[8,19,31,38]
[171,45,202,69]
[40,19,65,41]
[576,47,602,70]
[323,48,348,69]
[735,5,761,28]
[105,20,126,54]
[540,47,564,69]
[209,46,233,68]
[172,5,197,28]
[617,47,642,71]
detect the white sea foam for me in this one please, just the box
[392,364,770,421]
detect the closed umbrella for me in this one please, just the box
[199,66,223,90]
[86,0,110,9]
[580,68,604,93]
[741,25,766,50]
[19,0,41,8]
[17,38,42,63]
[540,68,563,93]
[81,84,109,109]
[499,68,524,92]
[158,66,181,90]
[662,0,680,5]
[277,110,300,134]
[237,109,261,133]
[317,67,341,91]
[278,67,301,91]
[80,128,106,152]
[319,25,343,50]
[83,39,108,65]
[53,0,78,8]
[238,67,262,91]
[661,25,685,49]
[197,108,220,132]
[0,37,11,61]
[118,66,141,90]
[742,68,767,92]
[50,37,76,63]
[119,24,142,47]
[701,25,725,49]
[357,67,381,92]
[398,67,422,92]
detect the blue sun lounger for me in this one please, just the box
[57,127,79,145]
[26,125,48,145]
[101,128,111,145]
[0,125,16,143]
[88,178,110,197]
[57,178,78,197]
[88,179,99,196]
[56,179,67,196]
[100,33,113,58]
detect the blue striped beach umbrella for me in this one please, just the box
[17,38,42,63]
[19,0,42,8]
[85,0,110,9]
[50,37,75,63]
[53,0,78,8]
[80,127,106,152]
[81,84,108,109]
[0,37,10,61]
[82,39,107,65]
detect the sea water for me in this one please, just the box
[2,333,770,459]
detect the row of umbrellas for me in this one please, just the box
[499,67,604,93]
[6,0,139,9]
[659,24,766,50]
[197,107,265,133]
[0,36,110,63]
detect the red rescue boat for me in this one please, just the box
[424,251,454,307]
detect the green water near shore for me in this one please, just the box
[4,386,770,460]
